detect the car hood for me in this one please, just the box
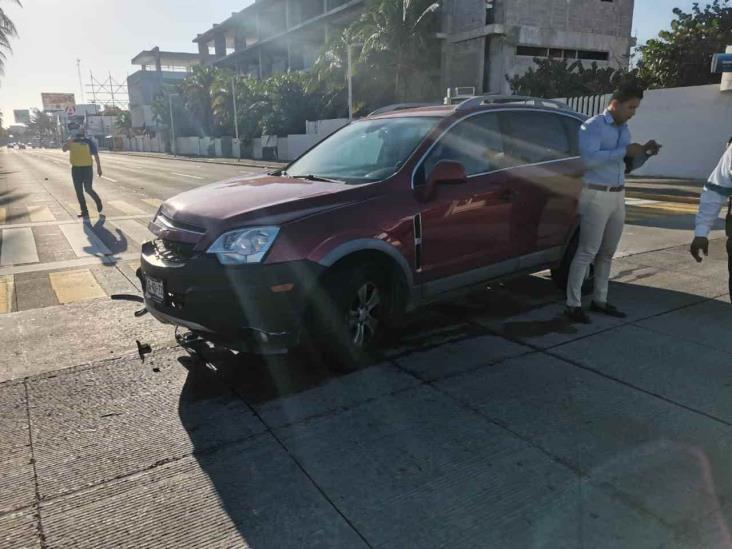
[151,174,362,245]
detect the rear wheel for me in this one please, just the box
[303,262,397,367]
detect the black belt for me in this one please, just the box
[586,184,624,192]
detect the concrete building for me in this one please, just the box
[446,0,636,94]
[195,0,634,99]
[127,47,201,130]
[194,0,363,79]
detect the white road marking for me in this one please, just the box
[59,223,112,258]
[141,198,163,208]
[27,206,55,222]
[108,200,146,215]
[0,228,39,266]
[101,176,118,183]
[170,172,204,180]
[110,219,154,246]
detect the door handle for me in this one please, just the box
[498,189,518,202]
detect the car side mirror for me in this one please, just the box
[417,160,468,201]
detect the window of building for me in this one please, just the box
[577,50,610,61]
[517,45,609,62]
[516,46,549,57]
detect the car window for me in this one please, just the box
[286,117,439,184]
[417,113,504,184]
[501,111,574,165]
[561,116,582,156]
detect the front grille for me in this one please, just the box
[153,239,196,263]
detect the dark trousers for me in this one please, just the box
[71,166,102,214]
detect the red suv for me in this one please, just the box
[139,96,587,361]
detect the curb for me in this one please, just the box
[625,190,699,205]
[107,151,286,170]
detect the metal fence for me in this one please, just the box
[560,94,609,117]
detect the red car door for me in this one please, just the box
[498,110,585,258]
[413,112,517,284]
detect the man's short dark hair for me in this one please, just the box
[611,84,645,103]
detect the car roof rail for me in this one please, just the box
[368,102,443,116]
[455,95,573,112]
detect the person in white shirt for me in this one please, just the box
[690,138,732,301]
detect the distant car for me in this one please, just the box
[139,96,589,362]
[17,143,26,150]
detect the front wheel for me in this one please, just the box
[303,262,396,366]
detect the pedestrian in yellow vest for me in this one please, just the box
[62,127,104,218]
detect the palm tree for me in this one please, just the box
[352,0,440,101]
[28,109,56,146]
[178,65,221,136]
[0,0,21,76]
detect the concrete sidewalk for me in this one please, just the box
[2,239,731,547]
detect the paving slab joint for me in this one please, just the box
[23,379,47,549]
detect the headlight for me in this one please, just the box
[207,227,280,265]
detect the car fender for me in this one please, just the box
[318,238,415,288]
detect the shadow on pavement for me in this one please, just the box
[172,272,732,547]
[83,214,128,256]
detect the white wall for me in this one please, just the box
[628,85,732,180]
[306,118,349,137]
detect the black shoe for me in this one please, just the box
[97,202,103,213]
[564,306,591,324]
[590,302,627,318]
[77,212,89,218]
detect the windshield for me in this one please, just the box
[285,117,439,184]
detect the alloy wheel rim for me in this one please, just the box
[347,282,381,347]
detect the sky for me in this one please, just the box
[0,0,703,122]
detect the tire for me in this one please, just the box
[304,262,396,367]
[551,232,595,294]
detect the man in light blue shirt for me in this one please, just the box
[565,84,660,323]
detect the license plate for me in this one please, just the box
[145,276,165,303]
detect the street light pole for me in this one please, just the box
[347,46,353,121]
[168,93,177,156]
[232,76,240,159]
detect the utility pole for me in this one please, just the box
[89,70,98,104]
[109,72,115,108]
[168,94,177,156]
[76,59,85,103]
[232,76,240,159]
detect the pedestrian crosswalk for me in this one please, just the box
[1,228,39,266]
[1,260,142,314]
[0,193,163,314]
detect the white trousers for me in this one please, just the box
[566,188,626,308]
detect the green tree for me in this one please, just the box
[0,0,21,76]
[313,0,441,112]
[27,109,56,146]
[637,0,732,88]
[508,58,642,98]
[177,65,226,136]
[350,0,441,102]
[211,74,269,140]
[115,110,132,136]
[260,72,320,136]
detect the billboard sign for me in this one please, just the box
[13,109,30,124]
[41,93,76,111]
